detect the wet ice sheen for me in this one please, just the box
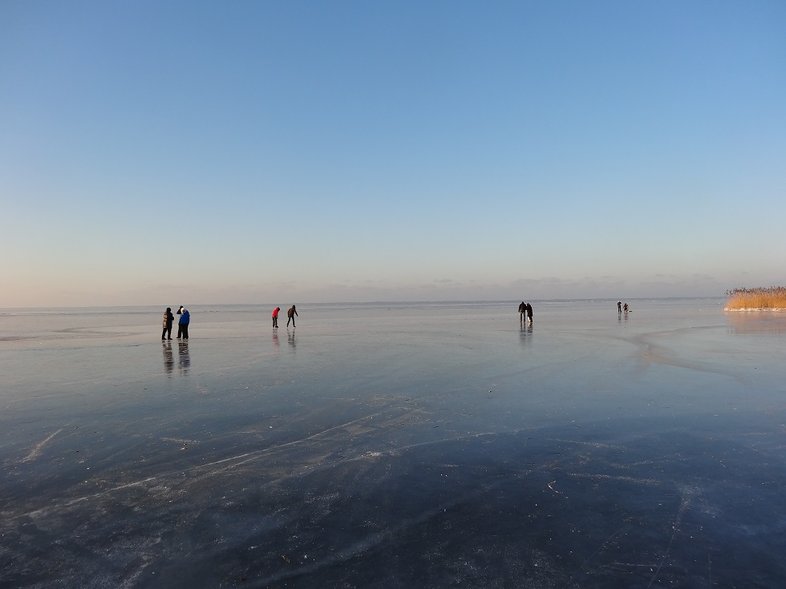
[1,299,785,587]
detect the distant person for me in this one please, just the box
[176,306,184,338]
[617,301,622,314]
[287,305,298,327]
[178,306,190,339]
[272,306,280,328]
[162,307,174,340]
[623,303,629,314]
[518,301,526,322]
[526,302,533,324]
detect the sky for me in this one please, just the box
[2,1,785,307]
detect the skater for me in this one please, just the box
[526,302,533,324]
[518,301,526,322]
[287,305,298,327]
[272,306,280,328]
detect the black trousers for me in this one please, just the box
[178,323,189,339]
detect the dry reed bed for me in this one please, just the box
[725,287,786,311]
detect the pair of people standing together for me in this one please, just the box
[271,305,297,328]
[162,306,190,340]
[518,301,533,324]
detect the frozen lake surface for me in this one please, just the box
[2,299,786,588]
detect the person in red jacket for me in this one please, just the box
[271,306,280,328]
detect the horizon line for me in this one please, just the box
[0,295,728,311]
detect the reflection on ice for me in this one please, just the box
[162,342,174,374]
[287,328,296,349]
[725,311,786,335]
[519,322,533,347]
[178,341,190,374]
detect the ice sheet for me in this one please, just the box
[1,300,785,587]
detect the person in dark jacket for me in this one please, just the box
[518,301,526,322]
[526,303,533,324]
[287,305,298,328]
[162,307,174,340]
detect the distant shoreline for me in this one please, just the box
[0,296,726,312]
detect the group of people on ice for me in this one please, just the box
[271,305,298,328]
[161,305,190,340]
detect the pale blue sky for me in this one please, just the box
[2,1,784,307]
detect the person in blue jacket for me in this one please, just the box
[177,306,190,339]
